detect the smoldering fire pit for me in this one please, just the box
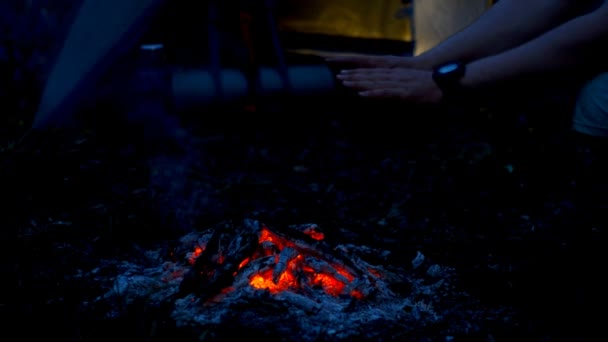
[90,219,512,340]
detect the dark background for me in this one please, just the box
[0,1,595,340]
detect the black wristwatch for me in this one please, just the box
[432,62,467,99]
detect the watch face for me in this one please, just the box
[438,63,459,74]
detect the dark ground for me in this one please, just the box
[0,2,602,341]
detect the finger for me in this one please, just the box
[336,74,387,83]
[336,70,397,83]
[340,80,378,90]
[336,75,407,87]
[338,68,395,76]
[341,80,404,91]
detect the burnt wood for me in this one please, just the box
[178,219,261,300]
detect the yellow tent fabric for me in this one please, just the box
[278,0,413,42]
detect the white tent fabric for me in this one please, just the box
[413,0,489,56]
[33,0,163,129]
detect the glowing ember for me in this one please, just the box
[184,221,375,300]
[250,269,297,293]
[250,226,360,297]
[301,224,325,241]
[247,252,352,297]
[188,246,204,265]
[237,257,250,270]
[96,220,496,342]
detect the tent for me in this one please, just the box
[413,0,490,55]
[33,0,491,129]
[33,0,165,129]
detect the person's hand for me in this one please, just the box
[325,54,427,70]
[335,67,443,105]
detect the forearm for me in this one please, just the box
[462,4,608,89]
[416,0,589,68]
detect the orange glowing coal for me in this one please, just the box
[188,246,204,265]
[301,225,325,241]
[189,225,368,300]
[250,227,357,297]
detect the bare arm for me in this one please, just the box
[416,0,594,68]
[462,2,608,89]
[326,0,594,70]
[334,2,608,105]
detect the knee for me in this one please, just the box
[572,73,608,137]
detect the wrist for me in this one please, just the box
[411,53,438,70]
[432,61,480,104]
[432,62,466,95]
[458,60,482,90]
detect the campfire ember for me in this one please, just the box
[178,220,378,302]
[93,220,511,340]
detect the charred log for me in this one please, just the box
[178,219,261,300]
[176,219,388,301]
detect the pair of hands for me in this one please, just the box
[325,55,444,105]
